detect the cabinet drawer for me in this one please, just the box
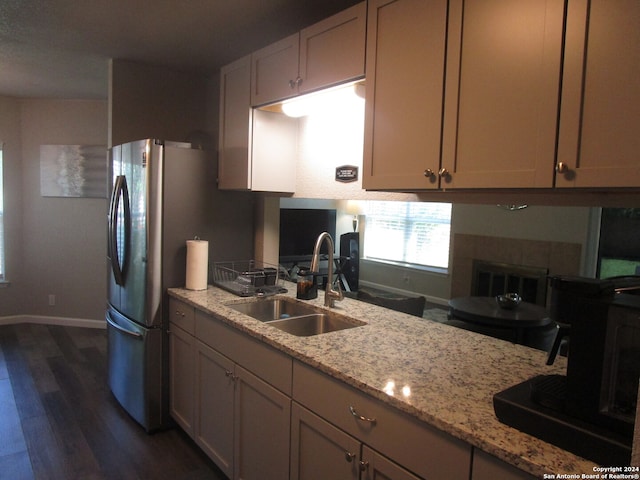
[293,361,471,479]
[169,298,195,334]
[195,311,292,395]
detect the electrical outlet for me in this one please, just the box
[48,294,56,306]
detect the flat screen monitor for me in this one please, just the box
[279,208,337,262]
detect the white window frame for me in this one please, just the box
[362,201,452,272]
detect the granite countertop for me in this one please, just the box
[168,285,597,477]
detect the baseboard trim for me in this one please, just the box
[0,314,106,329]
[358,280,449,307]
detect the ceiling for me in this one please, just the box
[0,0,360,99]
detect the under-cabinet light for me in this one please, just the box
[281,81,364,118]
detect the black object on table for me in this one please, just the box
[448,296,551,344]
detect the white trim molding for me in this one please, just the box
[0,315,106,329]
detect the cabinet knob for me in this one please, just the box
[175,310,185,317]
[555,161,570,174]
[345,452,356,463]
[423,168,435,178]
[438,167,451,178]
[289,77,303,89]
[359,461,369,472]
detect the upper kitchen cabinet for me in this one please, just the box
[556,0,640,188]
[250,2,366,106]
[440,0,565,189]
[218,55,251,190]
[363,0,449,190]
[218,55,297,193]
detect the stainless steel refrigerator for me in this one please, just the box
[106,139,210,432]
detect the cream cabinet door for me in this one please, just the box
[556,0,640,188]
[194,340,235,479]
[168,323,195,435]
[234,365,291,480]
[298,2,366,95]
[251,33,300,106]
[471,449,536,480]
[218,55,252,190]
[291,403,360,480]
[251,3,366,107]
[441,0,564,188]
[362,0,448,190]
[361,446,422,480]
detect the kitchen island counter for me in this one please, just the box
[168,285,597,477]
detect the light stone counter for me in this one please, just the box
[168,285,598,478]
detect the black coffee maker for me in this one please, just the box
[494,275,640,465]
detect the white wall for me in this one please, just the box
[0,98,109,320]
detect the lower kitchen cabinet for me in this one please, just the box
[291,402,360,480]
[292,361,471,479]
[471,450,536,480]
[361,446,421,480]
[234,364,291,480]
[291,402,421,480]
[195,340,291,480]
[168,298,196,436]
[168,323,195,435]
[186,310,292,480]
[195,340,234,477]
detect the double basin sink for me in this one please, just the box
[227,297,365,337]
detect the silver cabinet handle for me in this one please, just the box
[349,405,377,424]
[175,309,186,317]
[345,452,356,463]
[359,460,369,472]
[423,168,435,178]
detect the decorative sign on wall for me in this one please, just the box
[335,165,358,183]
[40,145,107,198]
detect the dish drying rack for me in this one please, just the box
[213,260,289,297]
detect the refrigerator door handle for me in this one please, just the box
[109,175,131,286]
[106,311,143,340]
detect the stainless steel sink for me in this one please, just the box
[227,298,364,336]
[266,313,362,336]
[228,298,319,322]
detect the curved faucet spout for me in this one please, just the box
[310,232,344,307]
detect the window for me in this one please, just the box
[0,144,4,280]
[363,201,452,270]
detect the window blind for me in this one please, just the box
[363,201,451,269]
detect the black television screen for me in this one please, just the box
[279,208,337,261]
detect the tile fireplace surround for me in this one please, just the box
[450,233,582,305]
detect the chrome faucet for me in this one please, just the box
[310,232,344,307]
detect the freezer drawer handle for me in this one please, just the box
[106,314,143,340]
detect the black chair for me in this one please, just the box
[357,290,426,317]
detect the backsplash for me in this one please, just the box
[450,233,582,304]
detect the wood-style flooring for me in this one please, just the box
[0,323,227,480]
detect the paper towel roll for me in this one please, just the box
[186,239,208,290]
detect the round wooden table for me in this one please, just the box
[448,296,552,344]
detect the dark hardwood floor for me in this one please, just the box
[0,323,227,480]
